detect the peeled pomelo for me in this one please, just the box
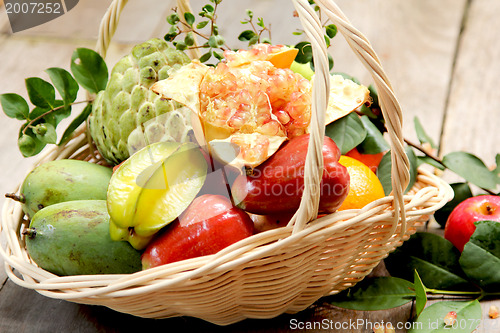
[151,44,370,169]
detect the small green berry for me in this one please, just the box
[18,134,36,156]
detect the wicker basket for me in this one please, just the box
[0,0,453,325]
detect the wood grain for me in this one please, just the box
[440,0,500,167]
[330,0,467,146]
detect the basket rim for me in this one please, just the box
[1,163,453,299]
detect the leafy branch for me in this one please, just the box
[292,0,337,70]
[238,9,271,46]
[165,0,229,62]
[405,137,498,196]
[1,48,108,157]
[21,100,90,136]
[330,222,500,331]
[164,0,275,64]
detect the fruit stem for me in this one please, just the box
[425,287,482,297]
[22,227,36,239]
[22,100,91,135]
[5,193,25,203]
[404,138,497,195]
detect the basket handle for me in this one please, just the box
[290,0,410,235]
[95,0,409,235]
[316,0,410,235]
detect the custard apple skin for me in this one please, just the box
[88,38,194,165]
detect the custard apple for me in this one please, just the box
[88,38,195,165]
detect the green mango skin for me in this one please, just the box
[20,159,113,219]
[25,200,142,276]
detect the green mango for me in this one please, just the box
[25,200,142,275]
[20,159,112,219]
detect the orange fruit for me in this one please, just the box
[345,147,385,172]
[337,155,385,211]
[151,44,371,168]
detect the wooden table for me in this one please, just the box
[1,1,499,332]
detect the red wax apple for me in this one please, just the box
[444,195,500,252]
[141,194,254,268]
[231,134,350,215]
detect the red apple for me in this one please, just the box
[141,194,254,268]
[444,195,500,252]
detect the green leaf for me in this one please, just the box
[174,41,188,51]
[200,4,214,16]
[164,26,179,42]
[442,152,499,190]
[385,233,472,291]
[325,113,366,155]
[377,146,418,195]
[414,116,437,149]
[418,156,446,171]
[329,277,414,310]
[45,67,79,106]
[494,153,500,177]
[213,51,223,60]
[324,35,331,48]
[409,300,481,333]
[34,122,57,144]
[327,53,334,71]
[414,270,427,317]
[58,103,93,145]
[196,20,209,29]
[184,32,195,46]
[257,17,265,29]
[434,183,473,228]
[70,48,108,94]
[294,41,313,64]
[248,35,259,46]
[245,9,253,19]
[199,51,212,63]
[1,93,29,120]
[238,30,256,42]
[27,103,70,127]
[166,13,180,25]
[28,107,49,122]
[357,115,390,154]
[460,221,500,291]
[325,24,337,38]
[261,37,271,45]
[208,35,225,48]
[42,100,69,126]
[184,12,195,26]
[25,77,56,109]
[212,24,219,36]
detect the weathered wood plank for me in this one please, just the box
[440,0,500,168]
[0,0,176,43]
[330,0,467,146]
[0,278,413,333]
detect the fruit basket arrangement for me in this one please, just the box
[0,0,453,325]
